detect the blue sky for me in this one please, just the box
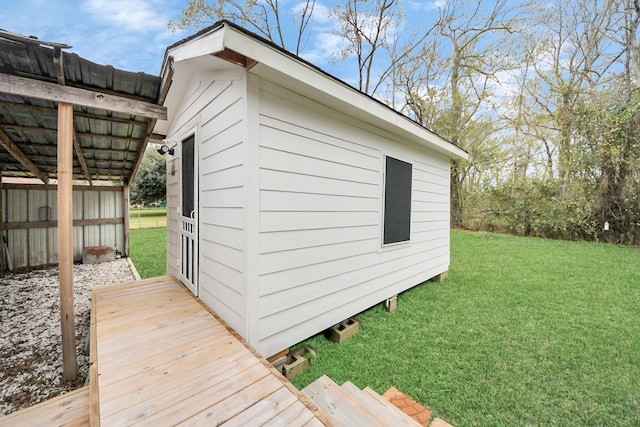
[2,0,441,83]
[3,0,187,75]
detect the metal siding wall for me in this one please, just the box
[83,191,100,248]
[28,189,50,266]
[1,185,126,268]
[100,191,115,248]
[72,190,84,261]
[48,189,58,263]
[6,189,28,268]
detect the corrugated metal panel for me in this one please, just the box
[83,191,100,248]
[1,185,126,268]
[0,30,162,183]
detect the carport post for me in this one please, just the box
[57,101,77,381]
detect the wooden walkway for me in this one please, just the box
[1,274,455,426]
[0,276,329,426]
[0,386,89,427]
[89,276,330,426]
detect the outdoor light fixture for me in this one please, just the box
[157,142,175,155]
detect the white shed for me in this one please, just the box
[154,21,468,358]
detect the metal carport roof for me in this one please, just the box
[0,29,165,184]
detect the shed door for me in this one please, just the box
[179,135,198,295]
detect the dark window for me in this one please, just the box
[181,135,195,217]
[383,156,412,244]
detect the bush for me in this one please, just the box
[483,180,597,241]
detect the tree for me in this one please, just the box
[400,0,519,227]
[168,0,316,55]
[130,146,166,207]
[520,0,623,194]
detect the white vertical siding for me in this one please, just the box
[254,79,452,356]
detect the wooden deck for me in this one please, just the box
[0,274,456,426]
[89,276,330,426]
[0,386,89,427]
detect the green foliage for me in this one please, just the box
[291,230,640,426]
[130,146,166,207]
[485,179,598,241]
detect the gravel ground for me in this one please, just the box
[0,259,137,416]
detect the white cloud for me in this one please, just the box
[302,2,334,25]
[82,0,167,32]
[302,32,345,62]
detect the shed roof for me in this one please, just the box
[0,30,164,184]
[157,20,468,160]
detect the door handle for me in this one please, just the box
[190,210,195,219]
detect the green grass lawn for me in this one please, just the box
[129,207,167,229]
[290,231,640,426]
[129,227,166,279]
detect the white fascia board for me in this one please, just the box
[222,26,468,160]
[168,29,225,64]
[156,27,227,136]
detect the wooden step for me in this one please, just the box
[0,386,89,427]
[302,375,388,426]
[341,381,421,427]
[364,386,425,427]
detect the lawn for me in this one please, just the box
[129,207,167,229]
[290,231,640,426]
[129,227,166,279]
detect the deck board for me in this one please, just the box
[92,276,330,426]
[0,386,89,427]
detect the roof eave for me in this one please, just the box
[159,22,468,161]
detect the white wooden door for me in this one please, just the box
[179,135,198,295]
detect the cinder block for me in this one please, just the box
[281,346,316,379]
[327,318,360,343]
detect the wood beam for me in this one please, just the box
[123,184,130,257]
[4,147,138,157]
[0,73,167,120]
[57,101,77,381]
[0,172,4,274]
[1,217,124,230]
[0,101,148,127]
[0,124,146,145]
[2,183,124,191]
[0,128,49,184]
[73,133,92,185]
[214,49,249,67]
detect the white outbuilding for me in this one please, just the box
[154,21,468,358]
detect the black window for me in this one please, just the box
[383,156,412,244]
[181,135,195,217]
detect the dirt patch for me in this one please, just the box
[0,259,136,416]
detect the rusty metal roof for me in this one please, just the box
[0,30,162,184]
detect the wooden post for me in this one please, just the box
[123,184,130,257]
[57,101,77,381]
[0,171,4,274]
